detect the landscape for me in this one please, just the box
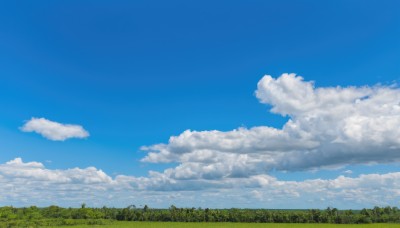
[1,1,400,227]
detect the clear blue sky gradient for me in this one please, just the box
[1,0,400,180]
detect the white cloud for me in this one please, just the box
[10,74,400,208]
[141,73,400,177]
[1,157,400,209]
[343,170,353,175]
[20,117,89,141]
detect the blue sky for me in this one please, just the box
[1,1,400,208]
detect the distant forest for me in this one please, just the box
[0,205,399,226]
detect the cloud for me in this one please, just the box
[343,170,353,175]
[141,73,400,178]
[10,74,400,208]
[20,117,89,141]
[1,157,400,209]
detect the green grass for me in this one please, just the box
[48,221,400,228]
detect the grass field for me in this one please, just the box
[49,222,399,228]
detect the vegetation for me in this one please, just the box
[0,204,399,227]
[50,222,400,228]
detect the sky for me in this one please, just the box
[1,0,400,209]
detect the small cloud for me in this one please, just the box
[20,117,89,141]
[343,170,353,175]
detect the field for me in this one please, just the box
[49,222,399,228]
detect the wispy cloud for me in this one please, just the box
[343,170,353,175]
[20,117,89,141]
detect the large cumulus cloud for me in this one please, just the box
[141,73,400,179]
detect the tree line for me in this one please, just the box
[0,204,400,226]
